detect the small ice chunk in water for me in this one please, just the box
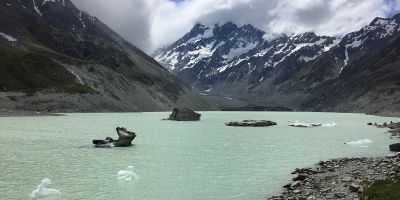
[289,121,321,128]
[30,178,61,199]
[322,122,338,127]
[346,139,372,147]
[117,166,138,181]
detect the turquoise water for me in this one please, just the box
[0,112,398,200]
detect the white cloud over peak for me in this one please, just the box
[72,0,399,53]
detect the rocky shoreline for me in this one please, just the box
[269,121,400,200]
[268,154,400,200]
[0,109,63,117]
[370,121,400,138]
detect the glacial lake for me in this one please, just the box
[0,112,399,200]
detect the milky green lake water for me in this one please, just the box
[0,112,399,200]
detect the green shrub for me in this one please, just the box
[362,177,400,200]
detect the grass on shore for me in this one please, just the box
[0,43,94,94]
[362,177,400,200]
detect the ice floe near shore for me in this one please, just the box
[30,178,61,199]
[322,122,338,127]
[117,166,138,181]
[289,121,338,128]
[345,139,372,147]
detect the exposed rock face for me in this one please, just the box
[167,108,201,121]
[225,120,277,127]
[389,143,400,152]
[269,154,400,200]
[93,127,136,148]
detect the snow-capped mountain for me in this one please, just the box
[154,14,400,115]
[153,22,338,88]
[292,14,400,86]
[291,14,400,115]
[154,22,265,84]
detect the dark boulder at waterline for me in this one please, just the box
[167,108,201,121]
[389,143,400,152]
[93,127,136,148]
[225,120,277,127]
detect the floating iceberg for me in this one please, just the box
[289,121,338,128]
[322,122,338,127]
[346,139,372,147]
[30,178,61,199]
[289,121,321,128]
[117,166,138,181]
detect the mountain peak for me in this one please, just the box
[370,17,392,26]
[191,23,206,30]
[219,22,238,30]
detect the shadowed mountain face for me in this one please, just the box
[296,15,400,116]
[154,14,400,116]
[0,0,212,112]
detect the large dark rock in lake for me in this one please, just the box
[225,120,277,127]
[93,127,136,148]
[167,108,201,121]
[389,143,400,152]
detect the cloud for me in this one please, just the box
[264,0,393,39]
[71,0,398,53]
[72,0,153,51]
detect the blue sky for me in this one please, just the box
[386,0,400,17]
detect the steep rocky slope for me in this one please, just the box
[0,0,212,112]
[298,16,400,116]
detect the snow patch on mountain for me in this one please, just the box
[222,41,258,62]
[323,39,340,52]
[273,39,327,67]
[0,32,18,42]
[32,0,42,16]
[42,0,65,6]
[184,42,217,69]
[79,12,86,28]
[216,56,250,73]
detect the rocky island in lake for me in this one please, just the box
[225,120,277,127]
[167,108,201,121]
[93,127,137,148]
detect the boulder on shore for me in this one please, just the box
[167,108,201,121]
[225,120,277,127]
[93,127,136,148]
[389,143,400,152]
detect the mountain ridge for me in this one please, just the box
[153,14,400,115]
